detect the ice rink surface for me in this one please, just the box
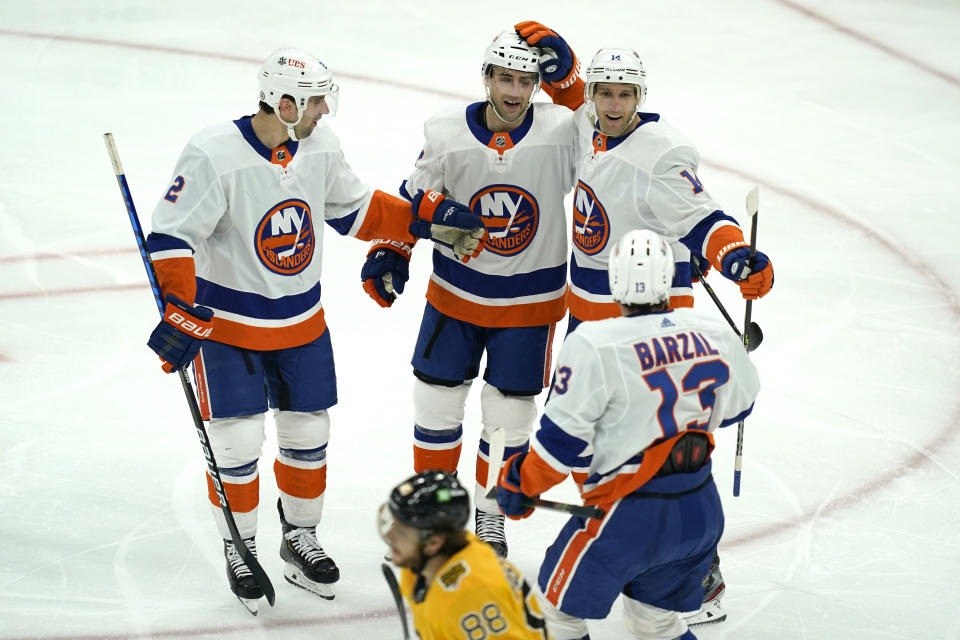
[2,1,959,638]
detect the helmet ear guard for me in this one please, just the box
[608,229,675,306]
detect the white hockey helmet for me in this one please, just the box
[608,229,674,306]
[258,48,340,134]
[584,47,647,107]
[482,31,542,78]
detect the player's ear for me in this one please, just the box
[423,532,445,555]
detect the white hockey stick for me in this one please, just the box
[484,428,605,520]
[733,185,760,497]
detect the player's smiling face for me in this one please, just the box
[486,67,537,124]
[592,83,640,137]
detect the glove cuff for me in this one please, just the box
[412,190,446,222]
[366,238,413,260]
[705,224,748,271]
[162,297,213,338]
[549,57,581,91]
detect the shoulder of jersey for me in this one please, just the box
[188,120,243,147]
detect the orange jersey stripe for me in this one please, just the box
[208,308,327,351]
[427,281,566,328]
[274,459,327,500]
[153,256,196,304]
[356,190,417,243]
[669,295,694,309]
[207,471,259,513]
[544,508,609,606]
[566,288,621,321]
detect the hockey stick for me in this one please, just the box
[733,186,760,497]
[381,563,411,640]
[692,258,763,351]
[103,133,276,607]
[484,428,606,520]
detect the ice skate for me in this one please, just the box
[475,508,508,558]
[279,499,339,600]
[682,554,727,626]
[224,537,263,615]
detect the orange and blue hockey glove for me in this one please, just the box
[514,21,579,90]
[360,239,412,308]
[409,189,487,263]
[147,294,213,373]
[496,452,536,520]
[720,247,774,299]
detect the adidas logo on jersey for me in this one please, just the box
[661,317,675,328]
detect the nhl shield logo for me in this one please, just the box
[572,180,610,256]
[255,199,315,275]
[494,135,507,148]
[469,184,539,256]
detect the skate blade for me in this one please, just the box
[682,608,727,627]
[283,565,336,600]
[237,596,259,615]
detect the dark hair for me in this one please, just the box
[435,529,470,557]
[621,301,669,314]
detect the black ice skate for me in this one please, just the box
[278,499,339,599]
[682,553,727,626]
[224,537,263,615]
[475,508,508,558]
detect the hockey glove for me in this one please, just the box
[360,239,412,308]
[147,294,214,373]
[409,189,487,263]
[690,252,712,281]
[514,21,579,90]
[720,247,774,299]
[496,452,535,520]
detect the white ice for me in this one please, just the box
[1,1,959,638]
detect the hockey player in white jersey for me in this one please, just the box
[514,22,776,625]
[144,48,486,614]
[496,230,761,640]
[359,29,583,559]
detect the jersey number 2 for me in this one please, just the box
[164,175,185,203]
[643,359,729,437]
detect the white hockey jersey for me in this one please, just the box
[148,116,414,350]
[522,308,760,505]
[569,109,744,320]
[402,101,576,327]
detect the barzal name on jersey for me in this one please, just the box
[401,101,576,328]
[400,533,551,640]
[568,108,749,320]
[518,308,761,505]
[147,116,418,351]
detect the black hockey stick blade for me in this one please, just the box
[744,321,763,352]
[381,563,411,640]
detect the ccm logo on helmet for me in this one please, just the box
[167,312,212,338]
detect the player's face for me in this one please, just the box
[290,95,331,139]
[592,83,640,136]
[486,67,538,123]
[383,519,424,569]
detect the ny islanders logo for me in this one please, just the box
[469,184,539,256]
[572,181,610,255]
[255,199,315,275]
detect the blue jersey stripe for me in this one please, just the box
[433,252,566,299]
[146,232,193,253]
[195,278,322,320]
[536,415,589,468]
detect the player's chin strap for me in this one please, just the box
[275,110,305,142]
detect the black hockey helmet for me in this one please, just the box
[388,470,470,533]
